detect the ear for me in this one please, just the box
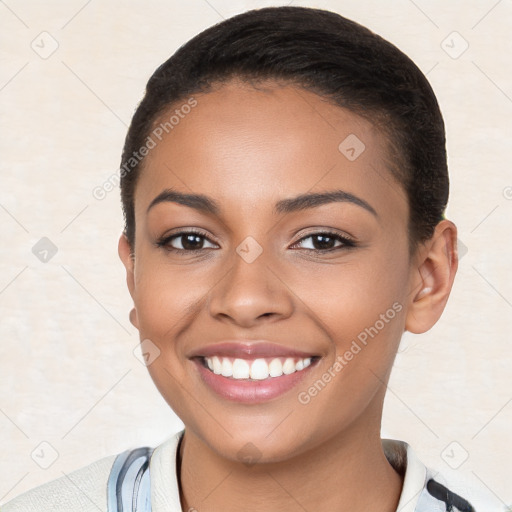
[405,219,459,334]
[118,232,139,329]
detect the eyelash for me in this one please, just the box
[155,229,356,254]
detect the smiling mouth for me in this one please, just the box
[200,355,319,381]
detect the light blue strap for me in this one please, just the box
[107,447,154,512]
[415,485,446,512]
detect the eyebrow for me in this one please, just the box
[146,188,378,218]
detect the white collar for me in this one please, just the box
[149,431,432,512]
[382,438,432,512]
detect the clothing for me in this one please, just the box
[2,430,476,511]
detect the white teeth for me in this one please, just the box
[203,356,314,380]
[232,358,250,379]
[212,356,222,375]
[282,358,296,375]
[250,358,269,380]
[221,358,233,377]
[269,358,283,377]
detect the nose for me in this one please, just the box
[207,249,294,328]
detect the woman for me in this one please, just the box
[3,6,476,511]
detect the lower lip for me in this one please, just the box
[193,359,316,404]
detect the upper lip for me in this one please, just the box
[188,341,318,359]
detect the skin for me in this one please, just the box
[118,79,458,512]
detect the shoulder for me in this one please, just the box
[1,431,185,512]
[1,453,117,512]
[383,439,477,512]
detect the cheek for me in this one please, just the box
[292,253,408,406]
[291,255,406,339]
[133,255,204,334]
[293,266,406,434]
[132,259,206,421]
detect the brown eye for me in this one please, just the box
[156,230,218,252]
[292,231,355,252]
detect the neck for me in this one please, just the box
[178,416,403,512]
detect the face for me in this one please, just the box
[120,80,423,463]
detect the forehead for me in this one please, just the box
[135,80,407,225]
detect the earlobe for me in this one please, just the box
[405,220,458,334]
[129,307,139,329]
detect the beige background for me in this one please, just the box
[0,0,510,510]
